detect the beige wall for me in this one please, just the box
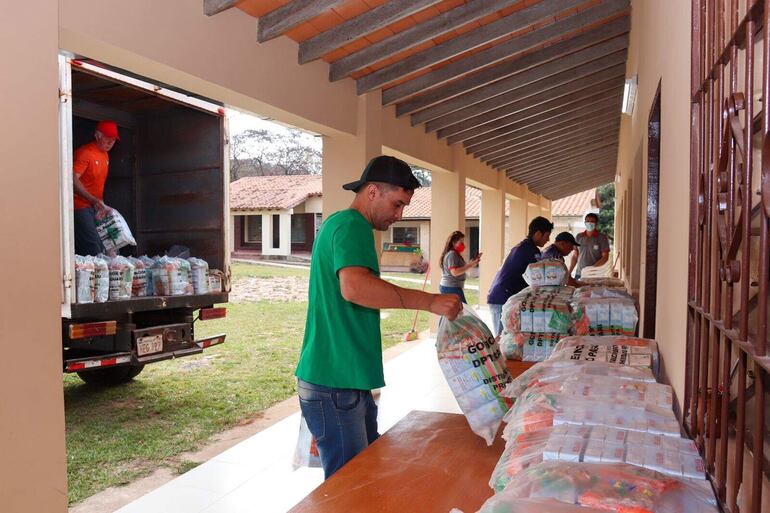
[615,0,692,408]
[0,1,68,512]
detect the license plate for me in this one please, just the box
[137,334,163,356]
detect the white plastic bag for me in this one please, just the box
[139,255,157,296]
[127,256,147,298]
[91,255,110,303]
[572,297,638,336]
[75,255,95,303]
[95,208,136,251]
[291,415,322,470]
[436,305,513,445]
[108,256,135,300]
[523,259,569,287]
[188,257,210,294]
[451,497,606,513]
[152,256,193,296]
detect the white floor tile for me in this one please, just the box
[115,485,224,513]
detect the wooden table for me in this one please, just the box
[505,359,536,378]
[288,410,505,513]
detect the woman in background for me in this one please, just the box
[438,231,481,304]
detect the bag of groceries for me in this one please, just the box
[572,296,638,336]
[95,208,136,251]
[291,415,322,470]
[451,498,607,513]
[127,256,147,297]
[91,255,110,303]
[108,256,135,300]
[139,255,157,296]
[75,255,95,303]
[188,257,210,294]
[436,306,513,445]
[524,259,569,287]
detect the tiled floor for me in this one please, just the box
[115,313,490,513]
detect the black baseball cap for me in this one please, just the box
[342,155,421,192]
[555,231,580,246]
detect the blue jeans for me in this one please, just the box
[488,303,503,337]
[297,380,379,479]
[73,207,105,256]
[439,285,467,304]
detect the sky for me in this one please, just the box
[227,108,322,152]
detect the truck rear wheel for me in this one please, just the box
[77,364,145,386]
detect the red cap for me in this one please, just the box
[96,120,120,140]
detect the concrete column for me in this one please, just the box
[429,169,466,294]
[0,1,68,511]
[479,187,506,305]
[279,212,292,256]
[508,197,527,249]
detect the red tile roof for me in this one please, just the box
[230,175,322,211]
[402,186,482,219]
[551,188,598,217]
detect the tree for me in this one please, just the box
[596,182,616,243]
[230,128,321,182]
[409,165,432,186]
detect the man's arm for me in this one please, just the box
[568,248,579,273]
[593,251,610,267]
[339,267,461,319]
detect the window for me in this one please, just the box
[392,226,418,245]
[291,215,307,244]
[244,215,261,243]
[272,214,280,249]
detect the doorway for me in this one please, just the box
[643,82,661,339]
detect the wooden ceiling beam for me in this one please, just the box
[356,0,586,94]
[478,116,621,161]
[496,137,620,170]
[204,0,239,16]
[448,85,623,144]
[298,0,442,64]
[463,95,621,152]
[535,173,616,199]
[506,144,618,178]
[427,60,625,134]
[437,69,624,141]
[486,124,620,167]
[257,0,345,43]
[382,3,630,105]
[397,29,629,119]
[328,0,523,82]
[469,107,622,157]
[509,149,618,183]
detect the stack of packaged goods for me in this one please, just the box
[500,262,574,361]
[436,306,514,445]
[479,331,717,513]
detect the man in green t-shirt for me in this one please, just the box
[295,155,462,478]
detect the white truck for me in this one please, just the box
[59,56,230,385]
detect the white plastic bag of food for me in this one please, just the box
[108,256,135,300]
[188,257,210,294]
[139,255,157,296]
[551,335,660,376]
[572,297,638,336]
[208,269,224,293]
[490,461,718,513]
[524,259,569,287]
[152,256,192,296]
[291,415,322,470]
[75,255,95,303]
[95,208,136,251]
[91,255,110,303]
[451,497,606,513]
[436,306,513,445]
[127,256,147,297]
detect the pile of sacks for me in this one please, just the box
[500,261,640,361]
[75,254,220,303]
[461,334,719,513]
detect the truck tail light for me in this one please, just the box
[69,321,117,340]
[199,307,227,321]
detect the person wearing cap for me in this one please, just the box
[541,231,581,287]
[295,155,462,479]
[486,216,554,337]
[570,212,610,279]
[72,120,119,255]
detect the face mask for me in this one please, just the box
[455,242,466,253]
[585,222,596,232]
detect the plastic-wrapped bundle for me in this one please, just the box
[188,257,210,294]
[579,277,625,288]
[95,208,136,251]
[91,256,110,303]
[437,306,513,445]
[451,497,607,513]
[551,336,660,376]
[502,391,680,440]
[524,259,569,287]
[152,256,193,296]
[108,256,135,300]
[500,332,565,361]
[208,270,224,293]
[490,425,704,492]
[572,297,638,336]
[491,461,718,513]
[502,287,573,336]
[573,286,632,299]
[127,256,147,297]
[75,255,95,303]
[502,360,657,402]
[139,255,157,296]
[526,375,673,409]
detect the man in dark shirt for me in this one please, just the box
[487,216,553,336]
[541,231,581,287]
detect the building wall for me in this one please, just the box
[614,0,692,409]
[0,1,69,511]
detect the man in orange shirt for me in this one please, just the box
[73,120,119,255]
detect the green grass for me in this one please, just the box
[64,262,472,504]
